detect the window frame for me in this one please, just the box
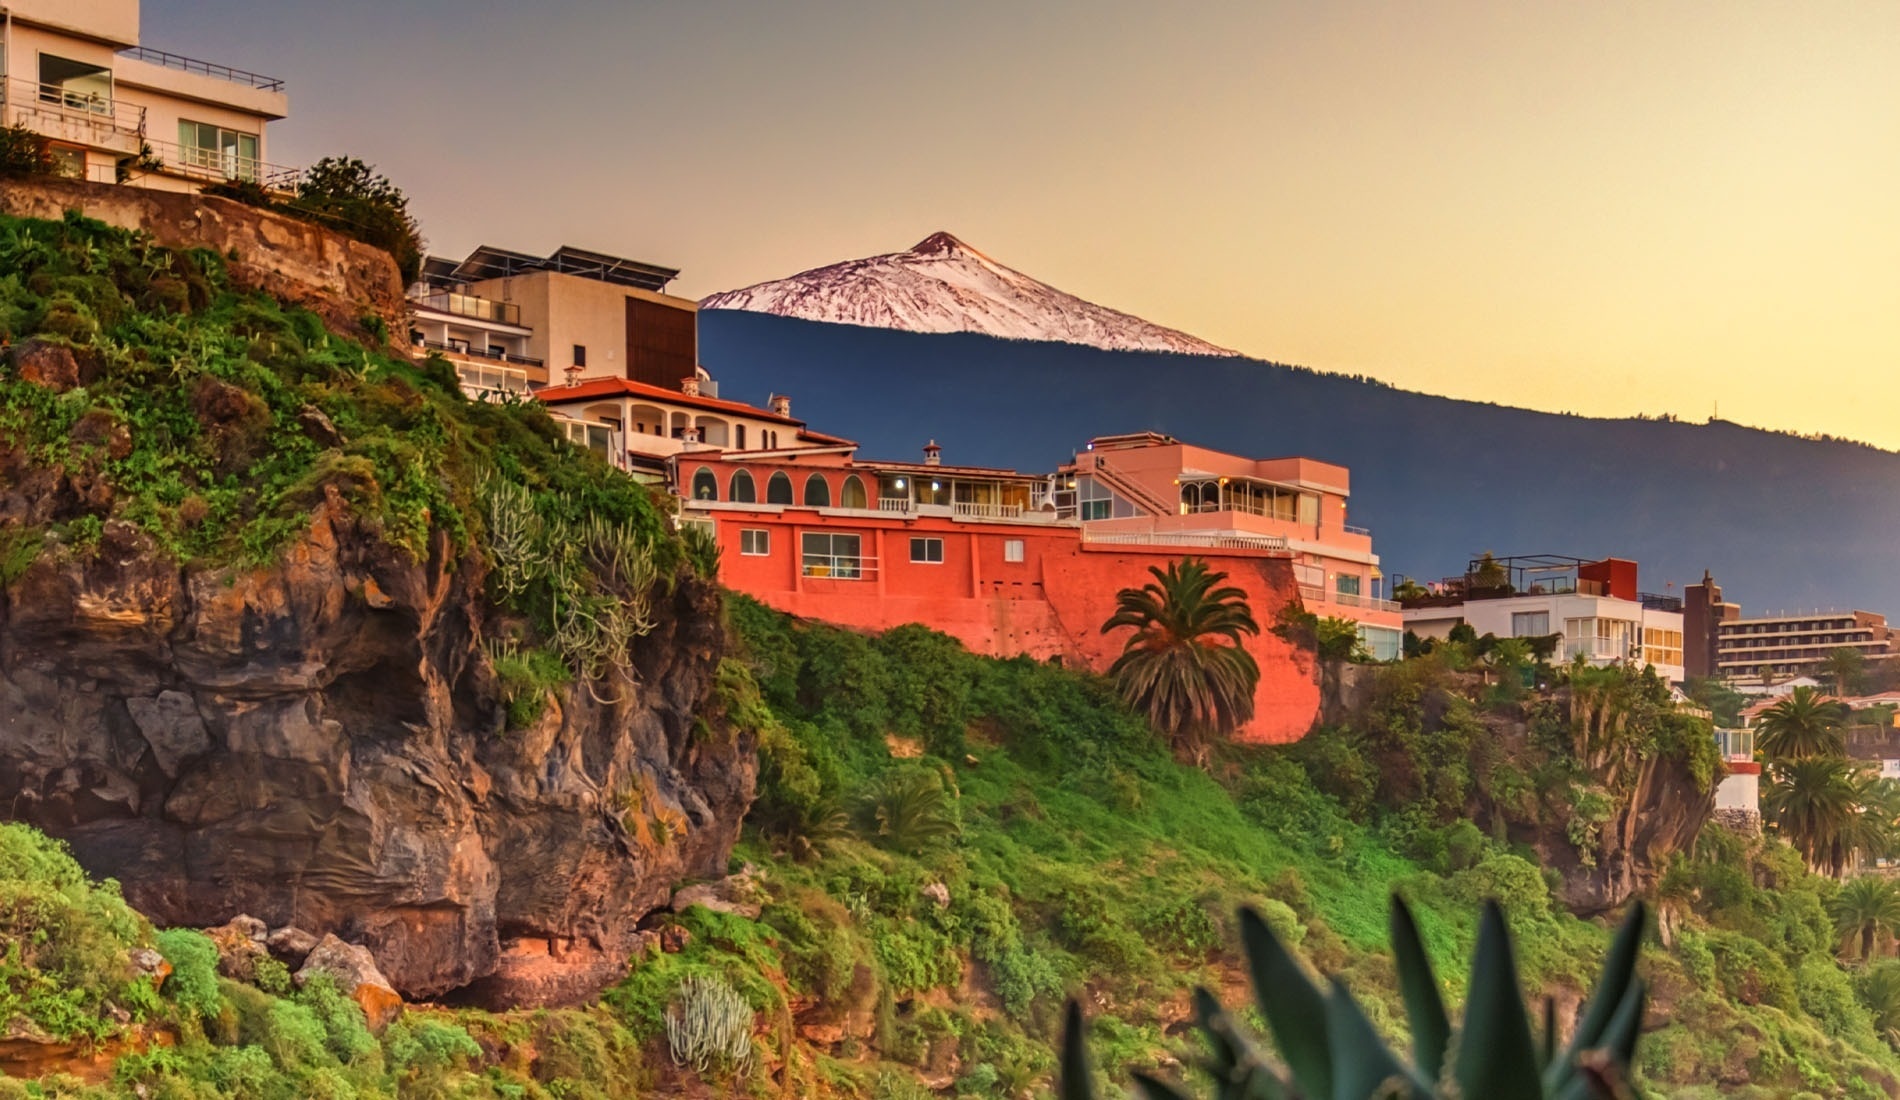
[740,528,770,557]
[1003,539,1025,563]
[909,536,945,564]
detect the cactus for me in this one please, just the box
[666,973,755,1077]
[1061,895,1647,1100]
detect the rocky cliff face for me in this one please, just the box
[0,498,754,1006]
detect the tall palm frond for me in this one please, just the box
[1101,558,1260,761]
[1758,686,1847,761]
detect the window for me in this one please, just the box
[48,146,84,179]
[910,537,944,564]
[766,472,793,505]
[1512,611,1551,637]
[735,424,746,449]
[803,474,832,507]
[841,476,868,510]
[740,529,769,556]
[729,470,756,503]
[1335,574,1362,598]
[802,532,863,578]
[179,120,260,181]
[690,467,717,501]
[1297,493,1320,526]
[1565,618,1636,661]
[573,344,587,367]
[1643,627,1683,668]
[1359,625,1403,663]
[1078,477,1120,521]
[1004,539,1025,563]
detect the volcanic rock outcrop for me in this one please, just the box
[0,499,754,1006]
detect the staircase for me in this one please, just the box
[1085,453,1174,517]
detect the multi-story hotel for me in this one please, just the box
[1401,554,1687,683]
[1714,610,1895,680]
[1,0,291,190]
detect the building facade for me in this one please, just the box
[1715,611,1895,680]
[412,245,698,394]
[670,437,1329,744]
[1,0,290,190]
[1681,570,1740,680]
[1401,555,1687,683]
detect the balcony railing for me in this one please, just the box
[877,498,912,514]
[455,362,530,397]
[412,291,521,326]
[1,79,147,147]
[416,339,544,368]
[141,136,302,191]
[952,501,1024,519]
[802,554,877,580]
[122,46,286,92]
[1298,585,1400,613]
[1343,523,1371,536]
[1085,530,1290,552]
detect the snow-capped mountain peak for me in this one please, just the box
[700,232,1236,357]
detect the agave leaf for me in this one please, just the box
[1389,895,1452,1083]
[1452,901,1545,1100]
[1541,995,1557,1072]
[1548,901,1646,1094]
[1060,999,1097,1100]
[1192,986,1291,1100]
[1598,976,1648,1069]
[1240,905,1335,1100]
[1324,977,1427,1100]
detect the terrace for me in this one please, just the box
[120,46,284,92]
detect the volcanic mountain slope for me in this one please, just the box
[701,231,1237,356]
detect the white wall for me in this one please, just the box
[8,0,139,48]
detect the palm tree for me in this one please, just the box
[1102,558,1260,763]
[1831,876,1900,960]
[1758,685,1848,761]
[1766,756,1864,877]
[1862,961,1900,1048]
[1824,647,1868,698]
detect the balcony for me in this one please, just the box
[1,79,146,155]
[412,291,522,327]
[455,362,530,399]
[1086,530,1290,552]
[141,136,302,191]
[1298,585,1401,614]
[121,46,285,92]
[416,339,544,369]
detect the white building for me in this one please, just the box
[1402,555,1687,683]
[1,0,292,190]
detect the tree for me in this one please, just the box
[1765,756,1864,877]
[288,156,424,284]
[1758,685,1848,761]
[0,125,55,178]
[1102,558,1260,763]
[1471,551,1510,592]
[1832,876,1900,960]
[1824,646,1868,698]
[1393,578,1428,603]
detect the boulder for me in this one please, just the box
[204,915,269,982]
[921,881,951,909]
[12,339,78,391]
[267,926,322,967]
[297,405,343,448]
[297,934,403,1032]
[670,867,765,919]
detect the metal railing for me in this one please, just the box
[122,46,286,92]
[1298,584,1401,613]
[2,79,146,140]
[455,362,530,396]
[411,291,521,326]
[1085,530,1290,552]
[140,136,302,191]
[1085,454,1173,516]
[417,339,544,368]
[1343,523,1372,536]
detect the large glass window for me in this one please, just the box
[1565,618,1637,660]
[690,467,717,501]
[1643,627,1683,668]
[803,474,832,507]
[1359,625,1402,663]
[1335,574,1362,598]
[178,119,260,181]
[766,472,793,505]
[841,476,868,510]
[729,470,756,503]
[1511,611,1551,637]
[801,532,863,578]
[1078,477,1120,521]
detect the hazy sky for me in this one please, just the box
[150,1,1900,448]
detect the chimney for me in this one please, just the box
[769,393,791,417]
[680,376,701,397]
[683,425,701,447]
[923,440,942,466]
[563,365,583,388]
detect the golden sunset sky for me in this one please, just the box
[161,1,1900,446]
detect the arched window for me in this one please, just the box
[803,474,832,507]
[690,467,718,501]
[766,471,793,505]
[1179,484,1200,514]
[840,475,868,510]
[729,469,756,503]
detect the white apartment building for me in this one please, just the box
[1,0,290,190]
[1402,555,1687,683]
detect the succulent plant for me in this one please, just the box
[1061,895,1647,1100]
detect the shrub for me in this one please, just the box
[287,156,424,284]
[1450,853,1551,921]
[0,124,54,178]
[0,823,152,1039]
[863,766,961,855]
[154,928,222,1022]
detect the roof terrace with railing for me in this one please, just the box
[120,46,284,92]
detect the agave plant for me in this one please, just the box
[1061,895,1648,1100]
